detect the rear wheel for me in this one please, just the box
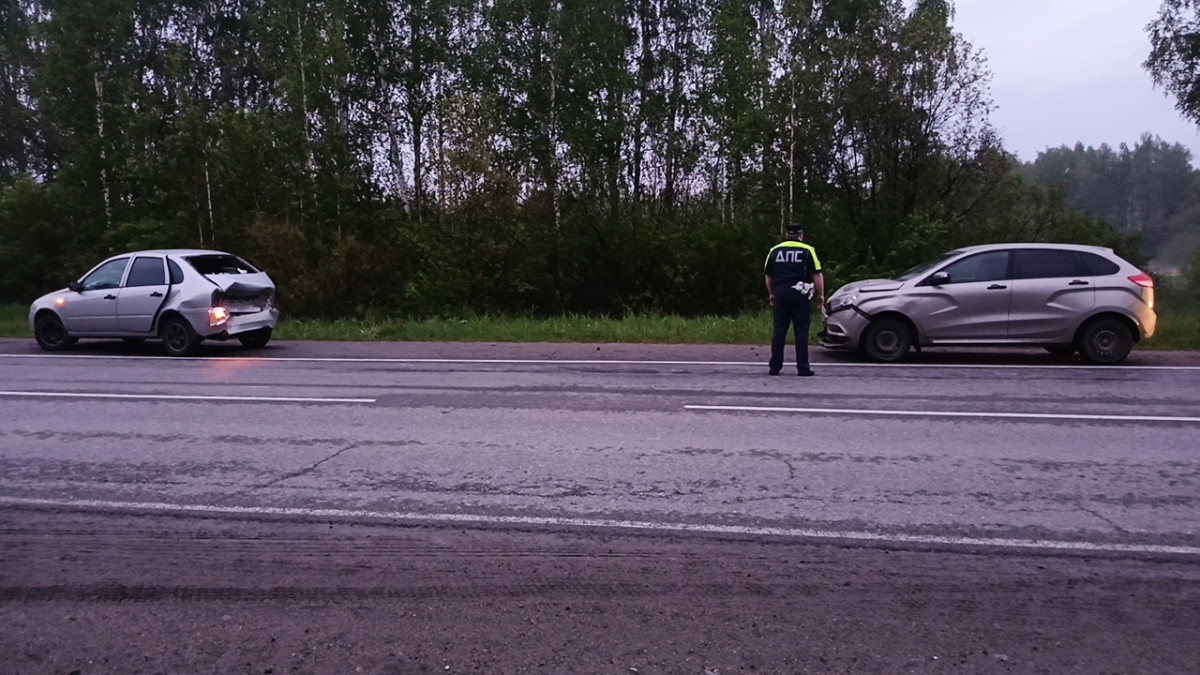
[160,316,200,357]
[861,317,912,363]
[1077,318,1133,365]
[34,314,76,351]
[237,327,272,349]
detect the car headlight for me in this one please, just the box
[829,293,858,312]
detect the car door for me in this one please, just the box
[117,255,169,333]
[909,250,1012,341]
[64,257,130,334]
[1007,248,1095,340]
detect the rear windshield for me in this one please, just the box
[184,254,260,275]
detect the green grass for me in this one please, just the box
[4,302,1198,349]
[274,312,772,344]
[1154,293,1200,350]
[0,304,27,338]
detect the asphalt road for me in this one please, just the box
[2,338,1199,673]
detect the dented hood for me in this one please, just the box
[835,278,903,295]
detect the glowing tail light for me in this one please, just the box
[1128,272,1155,309]
[208,307,230,327]
[1128,273,1154,288]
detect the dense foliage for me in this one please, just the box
[0,0,1144,317]
[1020,135,1198,270]
[1147,0,1200,126]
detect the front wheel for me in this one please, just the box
[861,317,912,363]
[237,327,272,349]
[34,313,76,351]
[160,316,200,357]
[1077,318,1132,365]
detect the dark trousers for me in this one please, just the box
[769,286,812,373]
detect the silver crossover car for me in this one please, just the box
[820,243,1156,364]
[29,249,279,356]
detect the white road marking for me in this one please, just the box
[1,352,1199,370]
[0,391,375,404]
[1,496,1197,557]
[685,404,1200,423]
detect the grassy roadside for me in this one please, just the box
[4,302,1198,349]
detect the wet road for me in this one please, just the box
[1,338,1199,673]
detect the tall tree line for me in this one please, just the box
[1021,135,1199,270]
[0,0,1123,317]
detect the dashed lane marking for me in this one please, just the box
[685,404,1200,424]
[0,391,375,404]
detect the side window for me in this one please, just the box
[938,251,1009,284]
[1078,251,1120,276]
[125,256,166,287]
[80,258,130,291]
[1013,249,1088,280]
[168,259,185,284]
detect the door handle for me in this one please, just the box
[987,284,1007,290]
[104,294,117,300]
[150,291,163,297]
[1068,280,1089,286]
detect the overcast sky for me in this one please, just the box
[951,0,1200,163]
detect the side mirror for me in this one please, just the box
[926,271,950,286]
[68,281,83,293]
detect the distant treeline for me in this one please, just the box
[0,0,1159,317]
[1020,135,1200,272]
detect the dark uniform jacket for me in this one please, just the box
[764,241,822,298]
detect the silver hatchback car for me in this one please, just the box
[29,249,279,356]
[819,243,1156,364]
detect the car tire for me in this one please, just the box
[34,313,77,351]
[1077,318,1133,365]
[237,327,272,349]
[861,317,912,363]
[160,316,200,357]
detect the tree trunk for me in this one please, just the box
[93,69,112,229]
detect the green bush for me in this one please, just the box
[1185,252,1200,295]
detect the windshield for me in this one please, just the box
[184,254,260,275]
[895,250,961,281]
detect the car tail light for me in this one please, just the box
[1128,272,1154,309]
[209,306,229,327]
[1128,273,1154,288]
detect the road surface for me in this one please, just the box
[1,338,1198,673]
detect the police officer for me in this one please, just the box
[764,222,824,376]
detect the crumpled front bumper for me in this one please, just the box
[818,306,870,351]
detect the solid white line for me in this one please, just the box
[0,391,375,404]
[684,404,1200,424]
[1,496,1196,557]
[1,352,1198,370]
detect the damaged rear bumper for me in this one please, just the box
[199,307,279,340]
